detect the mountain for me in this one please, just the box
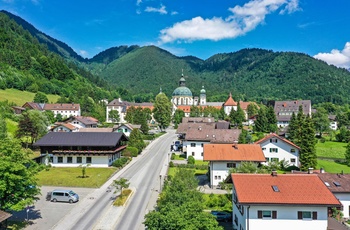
[3,10,350,105]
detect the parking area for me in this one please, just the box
[9,186,95,230]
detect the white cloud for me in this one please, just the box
[159,0,299,43]
[313,42,350,69]
[145,5,167,15]
[79,50,89,58]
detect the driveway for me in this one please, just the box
[9,186,95,230]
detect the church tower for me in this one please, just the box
[199,86,206,105]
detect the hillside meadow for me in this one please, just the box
[0,88,60,106]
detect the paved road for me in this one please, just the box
[51,128,177,230]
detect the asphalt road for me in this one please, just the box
[114,129,177,229]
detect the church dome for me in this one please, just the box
[172,86,193,96]
[200,86,206,94]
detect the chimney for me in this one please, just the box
[232,144,238,149]
[308,168,313,174]
[320,168,325,173]
[271,171,277,177]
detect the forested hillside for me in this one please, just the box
[2,10,350,105]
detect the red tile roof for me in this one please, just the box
[177,105,191,112]
[231,173,341,206]
[255,133,300,149]
[204,144,266,162]
[224,93,237,106]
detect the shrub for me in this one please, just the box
[320,137,326,143]
[123,147,139,157]
[187,156,195,165]
[169,161,174,167]
[112,157,130,168]
[284,165,300,172]
[170,153,175,160]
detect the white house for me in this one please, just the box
[255,133,300,167]
[203,144,265,187]
[33,132,128,167]
[65,116,99,129]
[113,123,141,137]
[51,123,79,132]
[230,173,341,230]
[22,102,81,118]
[329,115,338,131]
[318,173,350,219]
[184,128,241,160]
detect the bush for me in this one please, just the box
[320,137,326,143]
[170,153,175,160]
[122,147,139,157]
[142,134,155,140]
[169,161,174,167]
[112,157,130,168]
[284,165,300,172]
[188,156,195,165]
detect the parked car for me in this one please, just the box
[211,211,232,222]
[46,189,79,203]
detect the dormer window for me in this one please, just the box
[270,139,278,143]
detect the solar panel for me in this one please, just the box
[333,181,341,187]
[324,182,330,187]
[272,185,280,192]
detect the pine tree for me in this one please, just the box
[299,114,317,170]
[254,107,268,132]
[266,106,277,133]
[287,112,297,142]
[235,103,246,128]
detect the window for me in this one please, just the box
[234,215,238,225]
[270,148,278,153]
[201,143,204,147]
[291,149,296,153]
[67,157,73,163]
[265,157,270,162]
[298,211,317,220]
[58,157,63,163]
[258,210,277,219]
[86,157,92,164]
[227,163,236,168]
[201,152,203,156]
[191,143,196,147]
[262,147,266,151]
[290,158,296,163]
[215,176,217,179]
[77,157,82,163]
[271,158,279,162]
[192,152,195,156]
[270,139,278,143]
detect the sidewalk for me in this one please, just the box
[52,132,171,230]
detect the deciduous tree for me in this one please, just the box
[153,93,172,131]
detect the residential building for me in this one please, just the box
[255,133,300,167]
[274,100,312,128]
[105,98,153,123]
[329,115,338,131]
[22,102,81,118]
[318,173,350,219]
[33,132,128,167]
[203,144,265,187]
[113,123,141,137]
[184,128,241,160]
[230,173,341,230]
[64,116,98,129]
[51,123,79,132]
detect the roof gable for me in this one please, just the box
[231,173,340,206]
[255,133,300,149]
[224,93,237,106]
[204,144,266,162]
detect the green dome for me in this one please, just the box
[172,86,193,96]
[200,86,206,94]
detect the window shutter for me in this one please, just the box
[258,210,262,219]
[272,211,277,219]
[312,212,317,220]
[298,211,302,219]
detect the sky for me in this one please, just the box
[1,0,350,69]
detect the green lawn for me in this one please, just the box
[0,88,60,105]
[316,141,346,159]
[36,167,117,188]
[317,159,350,173]
[5,118,17,138]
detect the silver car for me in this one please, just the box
[48,189,79,203]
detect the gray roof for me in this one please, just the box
[182,117,215,123]
[318,173,350,193]
[176,122,216,134]
[33,132,127,147]
[274,100,312,122]
[79,128,114,132]
[185,129,241,143]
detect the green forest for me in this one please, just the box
[2,9,350,109]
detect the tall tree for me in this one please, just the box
[266,106,278,133]
[109,110,120,123]
[173,109,185,128]
[254,107,268,132]
[153,93,172,131]
[247,103,259,118]
[0,138,41,211]
[128,128,146,153]
[16,110,49,145]
[299,114,317,170]
[33,92,49,103]
[312,107,330,136]
[234,103,246,128]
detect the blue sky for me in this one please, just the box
[1,0,350,68]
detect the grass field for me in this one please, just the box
[317,159,350,173]
[316,141,347,159]
[0,88,60,105]
[36,167,117,188]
